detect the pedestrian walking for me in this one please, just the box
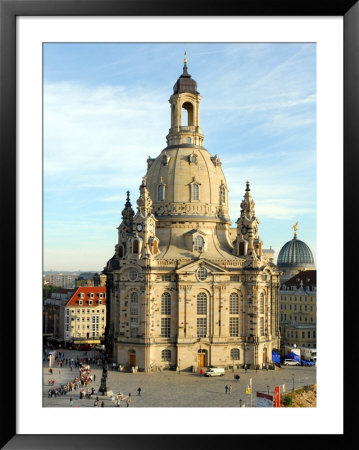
[101,401,105,407]
[244,364,247,374]
[126,396,131,407]
[137,387,141,396]
[228,385,232,394]
[70,396,73,407]
[225,385,229,394]
[94,374,96,381]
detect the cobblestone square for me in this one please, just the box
[43,350,316,408]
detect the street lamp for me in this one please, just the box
[292,373,295,392]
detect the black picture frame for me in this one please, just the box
[1,0,357,448]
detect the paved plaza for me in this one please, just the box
[43,350,316,408]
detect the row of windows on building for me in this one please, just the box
[66,309,105,315]
[160,348,241,362]
[280,304,314,312]
[128,291,248,316]
[79,292,105,299]
[280,314,315,323]
[280,295,314,301]
[127,291,267,339]
[157,183,226,203]
[285,330,316,339]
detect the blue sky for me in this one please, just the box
[43,43,316,272]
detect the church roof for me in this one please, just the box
[173,56,198,94]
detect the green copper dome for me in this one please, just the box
[277,236,315,268]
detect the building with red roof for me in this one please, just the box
[64,286,107,345]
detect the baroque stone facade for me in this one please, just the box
[105,59,281,372]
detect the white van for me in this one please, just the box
[204,367,225,377]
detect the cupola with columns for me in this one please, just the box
[166,53,204,147]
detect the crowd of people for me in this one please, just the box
[45,349,142,407]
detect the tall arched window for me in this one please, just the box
[133,239,139,254]
[192,183,199,201]
[197,292,207,315]
[194,235,204,252]
[161,292,171,315]
[229,292,240,337]
[259,293,265,336]
[259,293,264,314]
[130,291,138,315]
[118,245,124,258]
[158,184,164,201]
[229,293,239,314]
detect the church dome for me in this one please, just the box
[145,146,230,223]
[144,56,230,225]
[277,235,315,268]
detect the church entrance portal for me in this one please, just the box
[129,350,136,367]
[197,349,207,367]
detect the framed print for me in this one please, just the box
[1,0,357,448]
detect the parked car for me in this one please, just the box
[283,359,300,366]
[204,367,225,376]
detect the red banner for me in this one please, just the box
[274,386,280,407]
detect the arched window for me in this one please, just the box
[182,101,194,126]
[161,349,171,362]
[192,183,199,201]
[197,292,207,315]
[118,245,124,258]
[230,348,240,360]
[161,292,171,315]
[130,292,138,315]
[153,240,158,254]
[238,241,245,256]
[229,293,239,314]
[220,185,226,204]
[133,239,139,254]
[158,184,164,201]
[194,235,204,252]
[259,293,264,314]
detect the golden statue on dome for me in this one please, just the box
[293,221,298,237]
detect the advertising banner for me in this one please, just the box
[256,392,273,407]
[274,386,280,407]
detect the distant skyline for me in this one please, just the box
[43,42,316,271]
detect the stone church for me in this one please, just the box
[104,57,281,372]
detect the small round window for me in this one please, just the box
[128,269,138,281]
[197,267,208,281]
